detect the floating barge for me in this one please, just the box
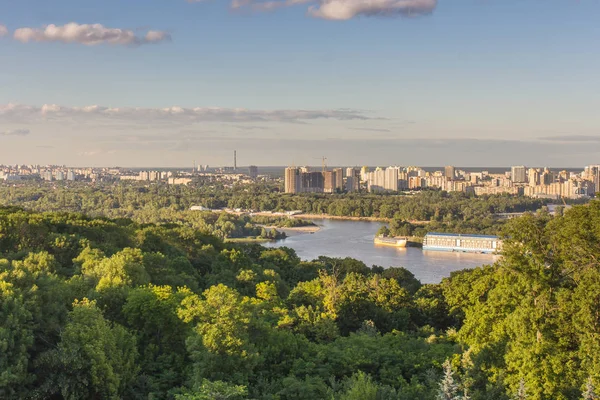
[374,236,408,248]
[423,232,502,254]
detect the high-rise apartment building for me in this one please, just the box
[541,168,554,185]
[384,167,399,191]
[408,176,425,189]
[445,166,455,180]
[360,166,370,181]
[528,168,540,186]
[284,167,301,193]
[367,167,400,193]
[149,171,160,181]
[511,166,527,183]
[333,168,344,191]
[345,168,360,192]
[323,171,336,193]
[366,168,385,192]
[302,172,325,193]
[587,165,600,195]
[248,165,258,180]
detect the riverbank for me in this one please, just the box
[216,209,428,225]
[225,238,272,244]
[293,213,389,222]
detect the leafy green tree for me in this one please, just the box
[1,252,72,372]
[377,226,391,237]
[123,285,193,398]
[381,266,422,295]
[0,280,34,399]
[272,375,329,400]
[337,371,397,400]
[178,284,258,384]
[176,380,248,400]
[414,284,455,329]
[84,248,150,290]
[38,298,138,400]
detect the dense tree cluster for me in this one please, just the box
[440,204,600,399]
[2,195,600,399]
[0,206,455,399]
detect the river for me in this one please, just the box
[264,219,500,284]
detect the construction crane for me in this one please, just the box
[312,156,328,173]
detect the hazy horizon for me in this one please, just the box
[2,1,600,166]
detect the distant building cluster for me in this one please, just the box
[284,164,600,200]
[0,162,263,187]
[120,171,173,182]
[0,165,110,182]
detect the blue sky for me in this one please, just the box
[1,0,599,167]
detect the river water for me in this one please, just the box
[264,219,500,284]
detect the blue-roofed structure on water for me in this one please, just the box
[423,232,502,254]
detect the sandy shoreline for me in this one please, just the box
[217,209,428,225]
[293,214,430,225]
[293,213,389,222]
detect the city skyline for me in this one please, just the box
[1,1,600,166]
[0,161,598,171]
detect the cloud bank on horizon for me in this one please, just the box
[0,23,170,46]
[0,103,372,124]
[0,129,31,137]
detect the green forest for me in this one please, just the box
[2,197,600,399]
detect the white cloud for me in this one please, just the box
[230,0,436,19]
[0,25,8,37]
[13,23,171,46]
[144,30,171,43]
[308,0,437,20]
[0,103,372,124]
[0,128,30,136]
[231,0,312,11]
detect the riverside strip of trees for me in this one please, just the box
[0,182,550,238]
[2,200,600,399]
[0,181,546,221]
